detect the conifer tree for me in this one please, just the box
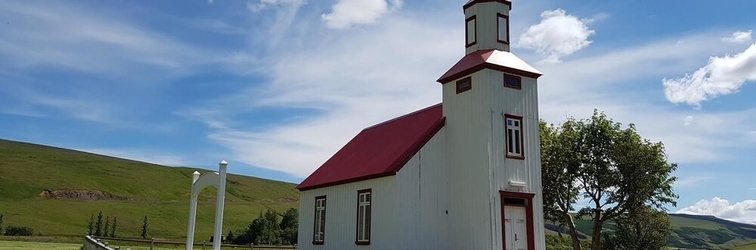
[87,214,94,235]
[95,211,103,236]
[103,216,110,237]
[111,217,117,237]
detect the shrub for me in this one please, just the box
[4,225,34,236]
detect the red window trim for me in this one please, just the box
[500,191,536,250]
[465,15,477,47]
[503,73,522,90]
[312,195,326,245]
[456,77,472,94]
[504,114,525,160]
[497,13,510,45]
[355,189,372,245]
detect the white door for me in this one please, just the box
[504,206,528,250]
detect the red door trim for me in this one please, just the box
[500,191,535,250]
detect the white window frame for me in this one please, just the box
[356,189,372,244]
[313,196,326,244]
[505,115,524,159]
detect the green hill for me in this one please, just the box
[0,139,299,240]
[545,213,756,249]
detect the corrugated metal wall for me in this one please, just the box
[485,69,545,250]
[443,71,497,250]
[394,130,448,250]
[297,177,395,250]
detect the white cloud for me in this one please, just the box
[677,197,756,225]
[321,0,402,29]
[663,43,756,106]
[516,9,595,63]
[684,116,694,126]
[722,30,753,43]
[192,15,455,177]
[247,0,303,12]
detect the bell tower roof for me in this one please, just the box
[437,49,541,84]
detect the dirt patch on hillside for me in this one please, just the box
[39,189,130,200]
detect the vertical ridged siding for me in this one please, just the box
[486,70,545,250]
[443,71,496,250]
[394,130,448,250]
[297,177,395,250]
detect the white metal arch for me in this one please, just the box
[186,160,228,250]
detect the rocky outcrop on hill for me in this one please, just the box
[39,189,130,200]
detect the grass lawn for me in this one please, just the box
[0,241,82,250]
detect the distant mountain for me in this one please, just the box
[0,139,299,239]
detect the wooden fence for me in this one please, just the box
[95,236,297,249]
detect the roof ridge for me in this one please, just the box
[362,103,442,131]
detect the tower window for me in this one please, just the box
[503,74,521,89]
[466,16,477,47]
[497,14,509,44]
[456,77,472,93]
[505,115,524,159]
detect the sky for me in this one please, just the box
[1,0,755,224]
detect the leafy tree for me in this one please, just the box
[87,214,94,235]
[141,215,148,239]
[540,121,582,250]
[226,230,235,244]
[280,208,298,245]
[260,209,281,245]
[4,225,34,236]
[601,206,672,250]
[95,211,103,236]
[541,110,678,250]
[110,217,117,237]
[103,216,110,237]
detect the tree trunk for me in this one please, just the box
[591,219,603,250]
[563,212,581,250]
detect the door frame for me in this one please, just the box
[500,191,535,250]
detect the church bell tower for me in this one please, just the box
[437,0,546,249]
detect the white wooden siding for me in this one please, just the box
[297,177,395,250]
[394,130,447,250]
[464,1,511,54]
[443,71,497,250]
[485,69,546,250]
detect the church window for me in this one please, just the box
[466,16,477,47]
[498,14,510,44]
[503,74,521,89]
[313,196,326,244]
[356,189,372,244]
[505,115,524,159]
[456,77,472,93]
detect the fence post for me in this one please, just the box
[202,241,206,250]
[150,238,154,250]
[249,243,253,250]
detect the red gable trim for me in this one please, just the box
[437,50,541,84]
[297,104,445,191]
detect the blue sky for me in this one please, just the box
[2,0,755,223]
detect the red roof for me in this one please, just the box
[297,104,445,191]
[437,49,542,84]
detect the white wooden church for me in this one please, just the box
[296,0,545,249]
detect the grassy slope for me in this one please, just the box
[0,139,299,239]
[546,213,756,249]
